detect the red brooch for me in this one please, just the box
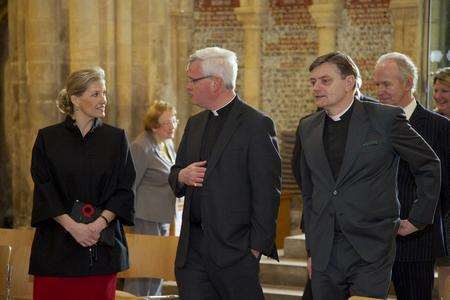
[81,203,95,218]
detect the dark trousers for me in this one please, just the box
[391,260,435,300]
[311,233,394,300]
[303,278,313,300]
[175,224,263,300]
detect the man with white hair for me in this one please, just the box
[169,47,281,299]
[373,52,449,300]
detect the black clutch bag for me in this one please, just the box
[69,200,115,247]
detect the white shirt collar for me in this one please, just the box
[326,99,354,121]
[211,96,235,116]
[402,99,417,120]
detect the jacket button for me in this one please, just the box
[333,190,338,196]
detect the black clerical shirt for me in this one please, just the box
[323,104,354,180]
[190,99,236,224]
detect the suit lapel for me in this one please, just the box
[307,112,335,185]
[205,98,243,178]
[147,133,173,167]
[335,99,370,186]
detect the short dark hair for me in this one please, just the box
[309,52,362,89]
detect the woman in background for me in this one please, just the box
[29,67,135,300]
[433,67,450,119]
[123,100,178,296]
[433,67,450,300]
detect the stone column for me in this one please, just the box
[5,0,27,227]
[171,0,194,144]
[235,2,268,109]
[115,0,132,134]
[7,0,62,226]
[68,0,100,70]
[308,1,343,55]
[99,0,117,125]
[130,0,151,138]
[390,0,420,62]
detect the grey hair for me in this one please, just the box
[377,52,418,93]
[189,47,238,90]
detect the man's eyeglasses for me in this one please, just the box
[159,117,179,127]
[188,75,213,84]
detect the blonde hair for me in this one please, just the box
[433,67,450,86]
[56,67,106,115]
[143,100,176,131]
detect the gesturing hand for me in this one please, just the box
[178,161,207,187]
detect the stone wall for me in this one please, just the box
[1,0,425,226]
[337,0,393,98]
[262,0,317,132]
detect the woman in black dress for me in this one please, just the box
[29,67,135,300]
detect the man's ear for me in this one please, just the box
[405,75,414,91]
[345,75,356,92]
[210,77,221,92]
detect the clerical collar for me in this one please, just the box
[402,98,417,120]
[326,99,354,121]
[211,96,236,116]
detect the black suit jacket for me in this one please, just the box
[395,103,450,261]
[297,99,441,271]
[292,95,378,232]
[169,96,281,268]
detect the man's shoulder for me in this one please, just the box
[359,94,379,103]
[299,110,322,127]
[239,99,271,122]
[360,99,403,119]
[417,104,450,126]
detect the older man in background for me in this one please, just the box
[373,52,449,300]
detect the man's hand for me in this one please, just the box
[251,249,260,259]
[397,219,418,236]
[307,257,312,279]
[178,161,207,187]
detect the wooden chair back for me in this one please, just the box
[118,233,178,281]
[9,246,33,299]
[0,245,12,298]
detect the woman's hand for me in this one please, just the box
[68,222,100,247]
[87,217,108,237]
[55,214,99,247]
